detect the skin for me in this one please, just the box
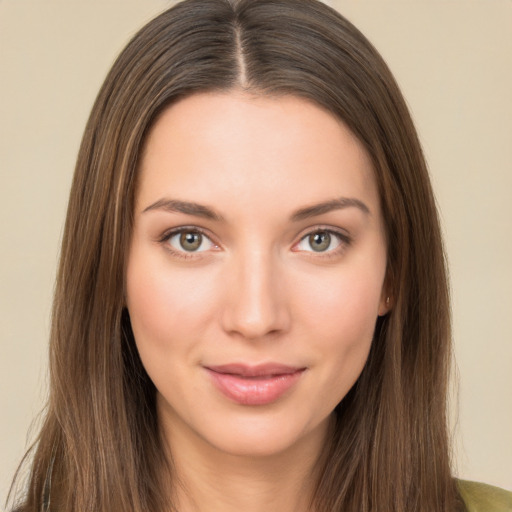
[126,91,390,512]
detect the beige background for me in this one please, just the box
[1,0,511,504]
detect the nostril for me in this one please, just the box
[221,301,290,340]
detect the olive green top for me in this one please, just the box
[458,480,512,511]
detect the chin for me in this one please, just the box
[189,409,332,460]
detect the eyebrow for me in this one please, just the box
[142,196,370,222]
[142,198,224,221]
[290,197,370,221]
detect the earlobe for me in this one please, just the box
[378,295,392,317]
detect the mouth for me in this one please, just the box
[204,363,306,406]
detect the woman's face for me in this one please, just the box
[126,91,389,458]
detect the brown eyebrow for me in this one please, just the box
[290,197,370,221]
[142,198,224,221]
[142,196,369,223]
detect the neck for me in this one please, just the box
[160,416,330,512]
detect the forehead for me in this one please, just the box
[136,91,379,216]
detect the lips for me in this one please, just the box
[205,363,306,406]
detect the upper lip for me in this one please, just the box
[205,363,305,377]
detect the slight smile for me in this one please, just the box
[205,364,307,406]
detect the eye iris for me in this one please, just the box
[180,232,202,251]
[309,231,331,252]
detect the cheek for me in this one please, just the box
[299,268,384,341]
[125,248,220,357]
[294,262,384,398]
[317,281,378,373]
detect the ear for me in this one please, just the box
[379,289,393,316]
[378,285,393,317]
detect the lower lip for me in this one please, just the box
[206,368,305,406]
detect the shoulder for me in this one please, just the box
[457,479,512,512]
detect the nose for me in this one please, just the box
[220,249,291,340]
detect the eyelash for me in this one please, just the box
[293,227,352,259]
[158,226,352,260]
[159,226,218,260]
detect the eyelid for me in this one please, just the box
[157,224,351,259]
[292,226,352,255]
[158,226,220,258]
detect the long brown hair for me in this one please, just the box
[9,0,461,510]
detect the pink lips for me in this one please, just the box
[205,363,305,405]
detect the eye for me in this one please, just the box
[166,229,215,253]
[295,229,347,253]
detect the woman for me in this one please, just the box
[8,0,512,511]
